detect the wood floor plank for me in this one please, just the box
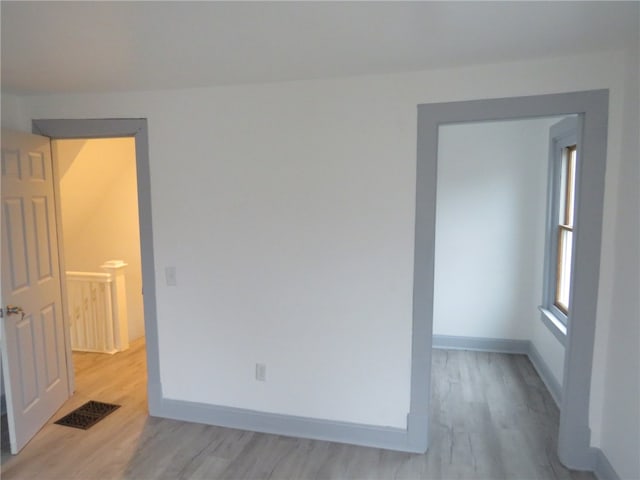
[1,343,596,479]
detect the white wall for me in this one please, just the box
[531,316,565,386]
[598,46,640,480]
[1,50,635,473]
[0,93,28,131]
[435,118,551,340]
[54,138,145,342]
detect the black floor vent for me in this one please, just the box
[54,400,120,430]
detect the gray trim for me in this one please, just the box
[591,447,622,480]
[432,335,529,354]
[527,341,562,406]
[31,119,161,413]
[154,398,418,453]
[406,412,428,452]
[542,116,579,328]
[1,393,5,415]
[414,90,609,469]
[539,307,568,346]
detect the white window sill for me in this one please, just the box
[538,306,567,346]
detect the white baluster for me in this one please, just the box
[66,270,119,354]
[101,260,129,352]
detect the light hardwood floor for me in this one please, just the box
[1,341,595,479]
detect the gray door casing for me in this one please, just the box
[31,119,161,414]
[413,90,609,469]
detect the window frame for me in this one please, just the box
[540,116,580,342]
[555,143,577,314]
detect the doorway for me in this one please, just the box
[408,90,609,469]
[32,119,161,415]
[52,137,145,381]
[1,119,159,456]
[433,116,568,400]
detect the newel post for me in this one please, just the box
[101,260,129,351]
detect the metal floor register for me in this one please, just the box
[54,400,121,430]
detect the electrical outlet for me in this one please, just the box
[255,363,266,381]
[165,266,177,286]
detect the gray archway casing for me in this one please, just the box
[413,90,609,469]
[31,119,162,414]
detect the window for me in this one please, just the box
[555,144,577,314]
[540,116,579,339]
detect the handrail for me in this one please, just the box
[66,271,112,282]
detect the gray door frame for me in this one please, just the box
[32,119,162,414]
[412,90,609,469]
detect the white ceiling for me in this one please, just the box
[1,1,638,94]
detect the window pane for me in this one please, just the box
[556,228,573,313]
[566,146,577,226]
[559,148,568,224]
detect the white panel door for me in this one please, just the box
[1,129,70,454]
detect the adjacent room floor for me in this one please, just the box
[1,343,595,479]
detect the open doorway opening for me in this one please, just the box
[428,116,574,476]
[433,116,569,396]
[410,91,609,469]
[52,137,146,399]
[31,118,160,423]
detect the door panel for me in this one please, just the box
[28,152,46,181]
[16,315,39,407]
[41,303,61,387]
[1,129,70,454]
[4,197,30,290]
[2,148,21,178]
[32,196,54,280]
